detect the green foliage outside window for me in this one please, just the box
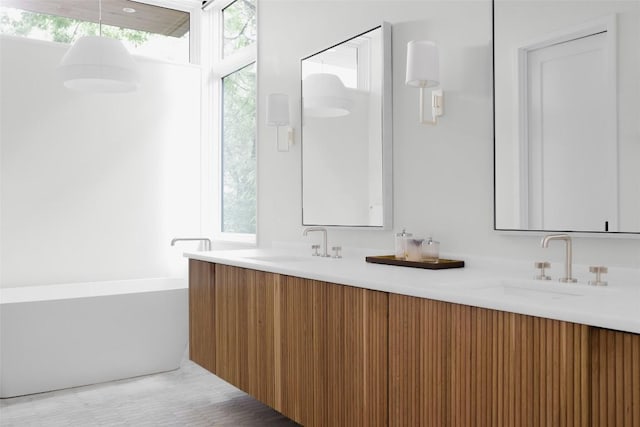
[222,0,256,58]
[222,63,257,234]
[0,7,149,45]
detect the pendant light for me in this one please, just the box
[57,0,139,93]
[303,73,352,118]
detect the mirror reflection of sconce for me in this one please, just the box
[266,93,294,152]
[406,40,444,125]
[303,73,353,118]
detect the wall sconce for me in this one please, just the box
[405,40,443,125]
[266,93,294,152]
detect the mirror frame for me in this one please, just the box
[492,0,639,236]
[300,22,393,229]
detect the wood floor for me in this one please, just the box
[0,358,300,426]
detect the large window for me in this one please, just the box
[222,63,256,233]
[211,0,257,238]
[0,1,190,63]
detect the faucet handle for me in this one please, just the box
[588,266,608,286]
[311,244,320,256]
[331,246,342,259]
[534,261,552,280]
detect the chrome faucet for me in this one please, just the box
[171,237,212,251]
[303,227,330,257]
[541,234,577,283]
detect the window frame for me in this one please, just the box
[0,0,200,64]
[202,0,257,245]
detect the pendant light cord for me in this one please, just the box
[98,0,102,36]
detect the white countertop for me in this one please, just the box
[184,248,640,334]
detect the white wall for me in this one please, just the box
[2,1,637,290]
[0,36,202,288]
[257,0,640,269]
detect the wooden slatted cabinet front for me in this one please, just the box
[189,262,388,427]
[388,293,640,427]
[189,261,640,426]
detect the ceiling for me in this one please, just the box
[2,0,190,37]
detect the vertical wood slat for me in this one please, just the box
[316,281,330,425]
[632,333,640,427]
[533,316,541,427]
[188,259,216,373]
[580,325,591,426]
[591,328,640,427]
[490,309,499,427]
[608,330,617,427]
[593,326,601,424]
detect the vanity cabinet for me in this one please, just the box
[389,293,640,427]
[189,260,639,426]
[213,264,280,408]
[279,274,388,426]
[591,328,640,426]
[188,260,388,426]
[188,259,216,373]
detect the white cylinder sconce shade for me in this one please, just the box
[266,93,290,126]
[266,93,294,152]
[303,73,352,118]
[406,40,440,88]
[58,36,139,93]
[406,40,444,125]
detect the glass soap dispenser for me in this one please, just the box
[422,237,440,262]
[394,229,412,259]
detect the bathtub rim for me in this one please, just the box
[0,277,187,304]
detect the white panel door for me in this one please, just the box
[527,31,617,231]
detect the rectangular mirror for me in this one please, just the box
[301,23,392,228]
[494,0,640,234]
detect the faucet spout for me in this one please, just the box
[541,234,577,283]
[303,227,330,257]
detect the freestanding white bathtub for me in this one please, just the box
[0,278,188,398]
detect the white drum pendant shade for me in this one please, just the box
[58,36,139,93]
[303,73,352,118]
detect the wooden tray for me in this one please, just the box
[365,255,464,270]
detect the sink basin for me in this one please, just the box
[242,255,314,263]
[473,282,584,301]
[445,278,609,301]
